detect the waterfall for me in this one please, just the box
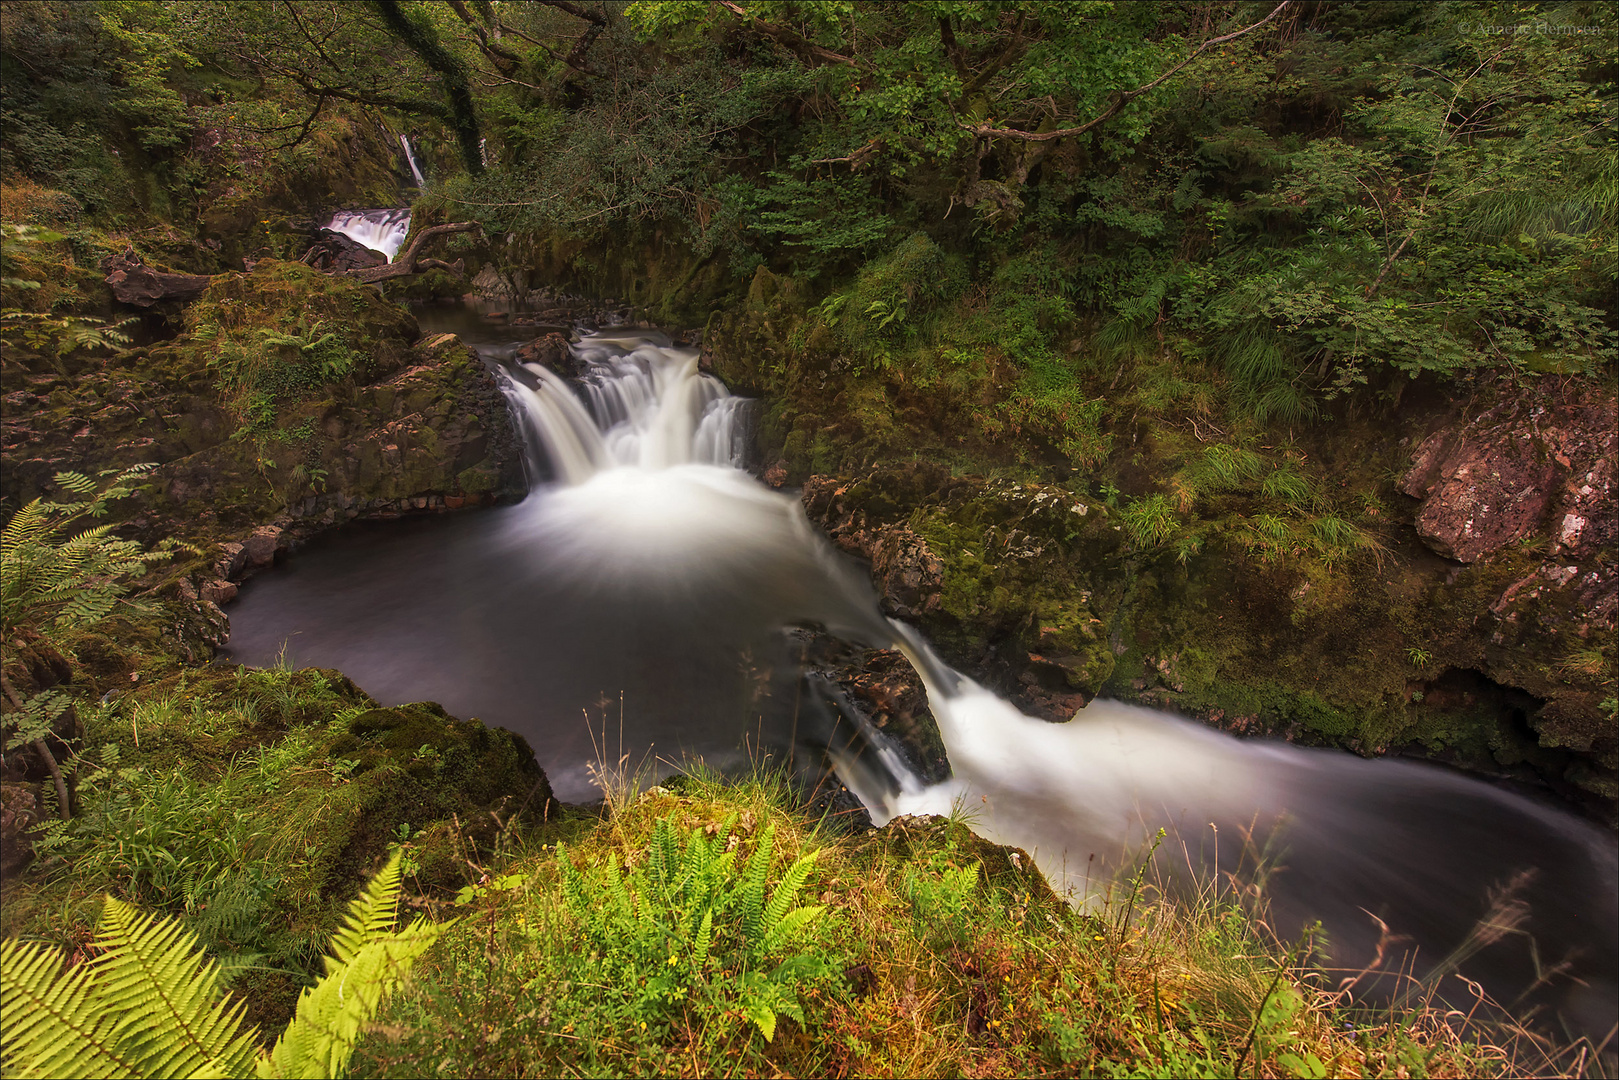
[235,321,1614,1035]
[399,135,428,191]
[510,333,748,479]
[324,208,410,262]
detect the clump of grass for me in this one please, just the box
[350,768,1533,1079]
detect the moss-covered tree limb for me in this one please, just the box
[341,222,483,284]
[369,0,485,175]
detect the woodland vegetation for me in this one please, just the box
[2,2,1616,1077]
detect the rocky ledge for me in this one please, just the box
[795,376,1617,821]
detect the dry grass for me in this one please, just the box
[342,766,1609,1079]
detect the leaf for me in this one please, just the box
[89,897,260,1079]
[0,939,140,1080]
[326,851,405,969]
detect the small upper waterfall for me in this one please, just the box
[506,332,748,482]
[324,208,410,262]
[399,135,428,190]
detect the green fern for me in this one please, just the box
[557,815,835,1041]
[0,853,443,1080]
[1,465,185,641]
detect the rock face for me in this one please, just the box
[796,408,1616,818]
[0,783,40,882]
[513,332,584,378]
[301,229,389,273]
[1,261,527,554]
[802,465,1123,721]
[1400,384,1617,563]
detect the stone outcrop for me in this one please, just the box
[513,332,585,378]
[802,465,1123,721]
[100,247,213,306]
[301,229,389,272]
[1399,383,1617,563]
[2,261,526,547]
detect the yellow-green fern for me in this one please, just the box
[0,852,442,1080]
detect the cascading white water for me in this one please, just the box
[398,135,428,190]
[509,333,749,477]
[856,628,1617,1034]
[324,208,410,262]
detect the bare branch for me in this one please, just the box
[342,222,483,283]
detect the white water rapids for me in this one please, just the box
[324,208,410,262]
[228,325,1615,1037]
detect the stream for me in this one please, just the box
[223,305,1618,1041]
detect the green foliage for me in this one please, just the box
[259,853,444,1079]
[822,232,966,362]
[1118,494,1181,550]
[187,282,370,425]
[1,466,178,644]
[97,0,199,151]
[0,853,442,1080]
[0,310,135,358]
[556,815,836,1042]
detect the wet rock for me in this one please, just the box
[241,525,287,569]
[300,230,388,273]
[217,542,246,581]
[513,332,583,378]
[201,579,238,605]
[2,261,526,555]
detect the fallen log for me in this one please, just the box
[102,223,483,306]
[100,248,213,307]
[341,222,482,284]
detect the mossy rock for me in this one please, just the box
[324,701,554,894]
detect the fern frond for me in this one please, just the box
[762,849,818,937]
[692,908,715,972]
[0,939,140,1080]
[740,827,773,944]
[760,905,825,955]
[91,897,259,1080]
[54,472,99,497]
[257,927,440,1080]
[326,852,404,969]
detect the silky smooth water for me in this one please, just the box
[225,317,1617,1040]
[324,208,411,262]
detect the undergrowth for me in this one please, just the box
[349,768,1552,1079]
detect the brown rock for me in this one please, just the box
[513,333,582,378]
[1,783,40,881]
[865,526,945,619]
[201,580,238,605]
[216,541,246,580]
[301,230,388,273]
[1399,385,1617,563]
[240,525,286,569]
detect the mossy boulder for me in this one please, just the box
[804,464,1125,719]
[1,260,526,558]
[323,700,556,893]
